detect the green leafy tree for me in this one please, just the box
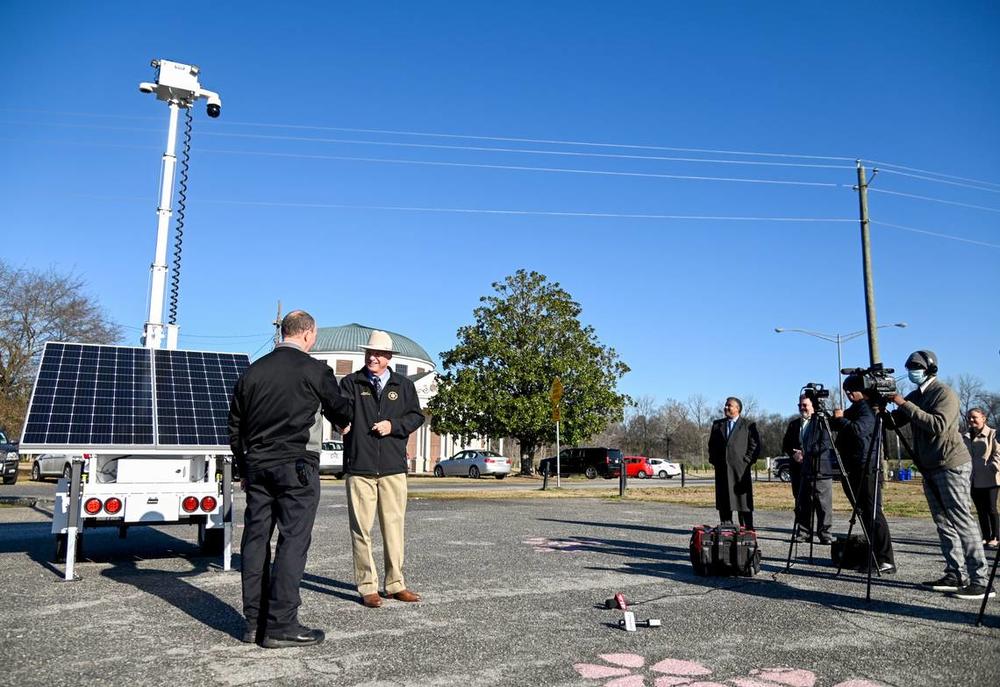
[428,270,630,473]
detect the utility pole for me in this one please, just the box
[272,300,282,347]
[856,161,880,366]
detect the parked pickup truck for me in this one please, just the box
[1,428,20,485]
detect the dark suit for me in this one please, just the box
[781,418,806,530]
[708,416,761,529]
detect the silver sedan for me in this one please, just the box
[433,450,511,479]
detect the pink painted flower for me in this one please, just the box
[572,653,886,687]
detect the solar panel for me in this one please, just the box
[21,342,250,452]
[154,349,249,448]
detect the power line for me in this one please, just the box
[0,119,855,171]
[864,158,1000,192]
[868,188,1000,214]
[0,107,856,162]
[877,168,1000,195]
[871,221,1000,249]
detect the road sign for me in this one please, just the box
[550,377,563,421]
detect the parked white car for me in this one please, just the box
[31,453,73,481]
[646,458,681,479]
[433,450,511,479]
[319,440,345,478]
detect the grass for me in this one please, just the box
[411,480,932,518]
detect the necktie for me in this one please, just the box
[371,374,381,396]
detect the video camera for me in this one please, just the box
[840,363,898,404]
[800,382,831,414]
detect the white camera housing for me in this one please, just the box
[139,59,221,116]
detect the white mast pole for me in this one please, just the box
[144,101,181,350]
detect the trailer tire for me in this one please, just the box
[200,526,225,555]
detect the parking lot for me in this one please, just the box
[1,483,998,686]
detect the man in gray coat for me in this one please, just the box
[708,397,761,529]
[890,349,993,600]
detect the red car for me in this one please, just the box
[624,456,655,479]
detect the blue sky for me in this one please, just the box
[2,2,998,416]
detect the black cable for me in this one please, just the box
[169,109,193,325]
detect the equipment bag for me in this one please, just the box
[733,527,762,577]
[689,525,715,576]
[714,525,740,574]
[831,534,868,569]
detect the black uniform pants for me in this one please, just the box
[846,467,895,566]
[241,458,320,635]
[719,510,754,530]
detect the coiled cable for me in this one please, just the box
[169,108,193,325]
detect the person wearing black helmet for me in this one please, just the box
[831,374,895,573]
[889,350,993,600]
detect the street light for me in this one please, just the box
[774,323,908,407]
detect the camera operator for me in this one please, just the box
[889,350,993,600]
[831,374,896,574]
[780,397,810,540]
[794,392,836,545]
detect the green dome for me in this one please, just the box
[314,323,433,364]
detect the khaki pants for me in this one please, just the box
[346,473,408,595]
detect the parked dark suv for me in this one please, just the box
[1,428,19,485]
[538,447,623,479]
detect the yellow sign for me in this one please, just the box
[550,377,563,403]
[550,377,563,422]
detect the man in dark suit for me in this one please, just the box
[708,397,762,529]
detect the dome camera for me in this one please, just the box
[205,93,221,118]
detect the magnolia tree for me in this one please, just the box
[428,270,630,474]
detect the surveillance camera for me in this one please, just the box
[204,92,221,118]
[139,82,156,94]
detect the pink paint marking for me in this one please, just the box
[600,653,646,669]
[730,679,783,687]
[655,677,693,687]
[573,663,632,679]
[832,681,886,687]
[606,676,646,687]
[685,682,728,687]
[651,659,713,676]
[752,669,815,687]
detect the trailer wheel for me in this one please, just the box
[199,526,225,555]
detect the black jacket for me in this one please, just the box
[707,417,761,512]
[228,344,352,475]
[800,414,840,478]
[829,400,876,475]
[341,368,425,476]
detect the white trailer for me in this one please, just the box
[20,60,242,580]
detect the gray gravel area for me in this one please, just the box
[1,486,998,686]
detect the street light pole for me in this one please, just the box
[774,323,907,407]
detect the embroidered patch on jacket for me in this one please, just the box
[360,391,372,396]
[387,391,399,401]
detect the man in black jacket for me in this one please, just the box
[831,375,895,573]
[341,330,425,608]
[229,310,352,648]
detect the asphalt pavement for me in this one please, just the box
[1,482,998,686]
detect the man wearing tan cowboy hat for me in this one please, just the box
[340,329,425,608]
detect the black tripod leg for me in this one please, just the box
[836,483,858,577]
[786,464,808,571]
[975,541,1000,627]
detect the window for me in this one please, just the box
[396,363,409,375]
[335,359,352,375]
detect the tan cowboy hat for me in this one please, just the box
[359,329,397,353]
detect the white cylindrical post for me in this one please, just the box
[555,420,561,488]
[144,102,181,349]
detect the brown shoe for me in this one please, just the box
[392,589,421,602]
[361,593,383,608]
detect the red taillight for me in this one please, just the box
[104,497,123,515]
[484,458,494,464]
[200,496,218,512]
[84,498,103,515]
[181,496,199,513]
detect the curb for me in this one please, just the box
[0,495,42,507]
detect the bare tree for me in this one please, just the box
[951,374,986,431]
[0,261,122,436]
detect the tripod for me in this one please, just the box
[785,412,873,589]
[837,405,893,602]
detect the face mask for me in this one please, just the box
[908,369,927,385]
